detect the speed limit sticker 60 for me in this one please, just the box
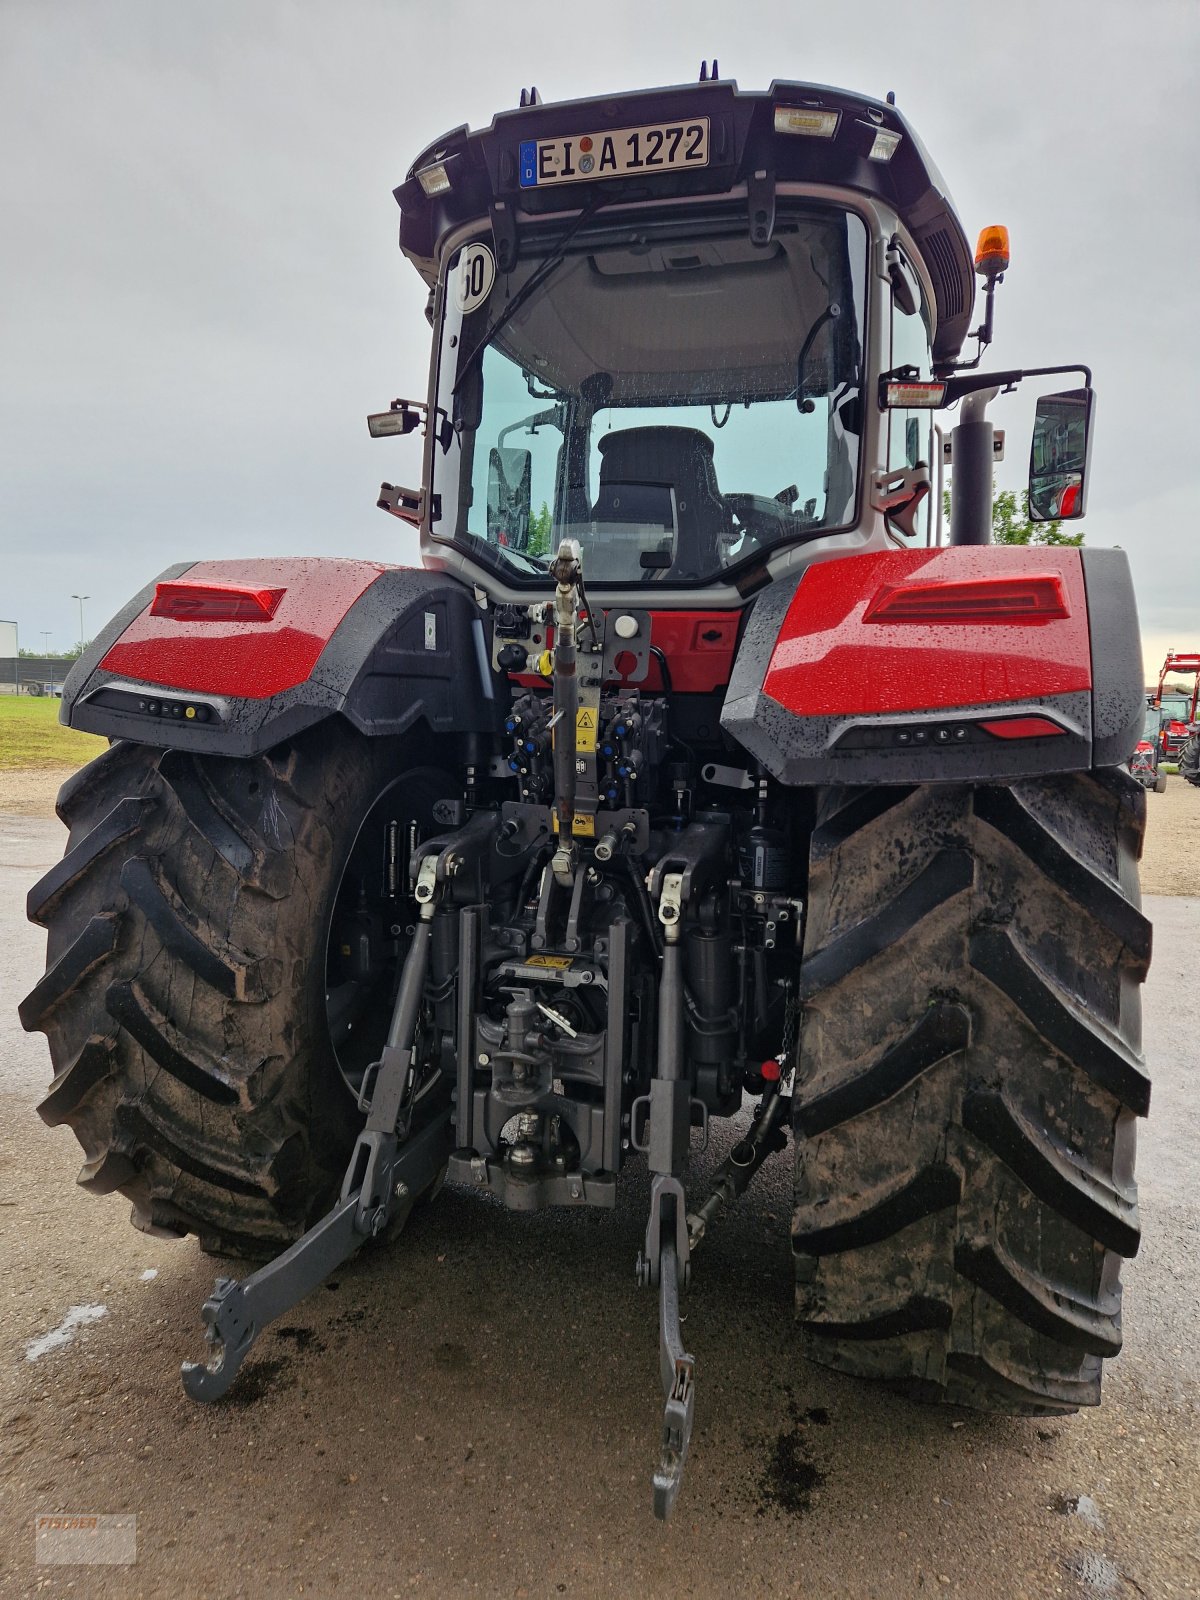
[453,243,496,314]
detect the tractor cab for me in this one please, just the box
[378,76,984,601]
[431,208,868,588]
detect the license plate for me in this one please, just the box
[519,118,710,188]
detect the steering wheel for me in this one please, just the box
[724,492,791,547]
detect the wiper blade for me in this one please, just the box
[793,304,839,412]
[452,192,610,395]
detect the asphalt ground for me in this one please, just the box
[1,806,1197,1600]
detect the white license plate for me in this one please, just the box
[519,118,710,188]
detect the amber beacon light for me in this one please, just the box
[974,224,1010,278]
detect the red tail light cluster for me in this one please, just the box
[978,716,1065,740]
[863,574,1070,625]
[151,581,286,622]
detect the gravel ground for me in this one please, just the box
[2,773,1198,1600]
[1139,774,1200,894]
[0,770,77,819]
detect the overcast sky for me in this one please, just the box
[3,0,1197,675]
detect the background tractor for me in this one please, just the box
[1130,701,1168,792]
[1151,650,1200,783]
[22,70,1149,1519]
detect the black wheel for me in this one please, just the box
[20,719,454,1256]
[792,773,1150,1414]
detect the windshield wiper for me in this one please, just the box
[793,305,841,412]
[452,192,610,396]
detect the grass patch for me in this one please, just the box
[0,694,107,771]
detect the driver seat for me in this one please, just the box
[592,426,727,579]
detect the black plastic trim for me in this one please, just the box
[1080,548,1144,767]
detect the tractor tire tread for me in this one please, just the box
[793,772,1148,1413]
[21,726,383,1255]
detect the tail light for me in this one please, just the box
[151,581,286,622]
[863,574,1069,624]
[880,379,947,408]
[978,716,1065,740]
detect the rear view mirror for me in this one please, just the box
[488,447,532,547]
[1029,387,1094,521]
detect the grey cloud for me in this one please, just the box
[2,0,1196,661]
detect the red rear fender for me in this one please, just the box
[99,558,387,698]
[721,546,1142,784]
[62,559,501,757]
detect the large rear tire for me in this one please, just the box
[792,772,1151,1414]
[21,720,450,1257]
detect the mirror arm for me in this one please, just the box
[936,364,1093,406]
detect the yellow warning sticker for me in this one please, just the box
[550,811,596,835]
[575,707,597,753]
[526,954,573,969]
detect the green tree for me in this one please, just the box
[942,487,1083,546]
[527,501,553,557]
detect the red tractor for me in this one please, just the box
[22,70,1149,1519]
[1129,703,1169,792]
[1151,651,1200,782]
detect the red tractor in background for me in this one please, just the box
[1151,651,1200,783]
[1129,706,1168,793]
[21,70,1151,1520]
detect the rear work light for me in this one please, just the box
[773,106,840,138]
[863,574,1070,624]
[151,581,286,623]
[416,160,452,196]
[866,127,902,162]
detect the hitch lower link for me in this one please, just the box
[636,844,796,1519]
[181,853,455,1402]
[635,851,710,1520]
[633,1087,793,1521]
[637,1174,695,1521]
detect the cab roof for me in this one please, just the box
[394,76,976,363]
